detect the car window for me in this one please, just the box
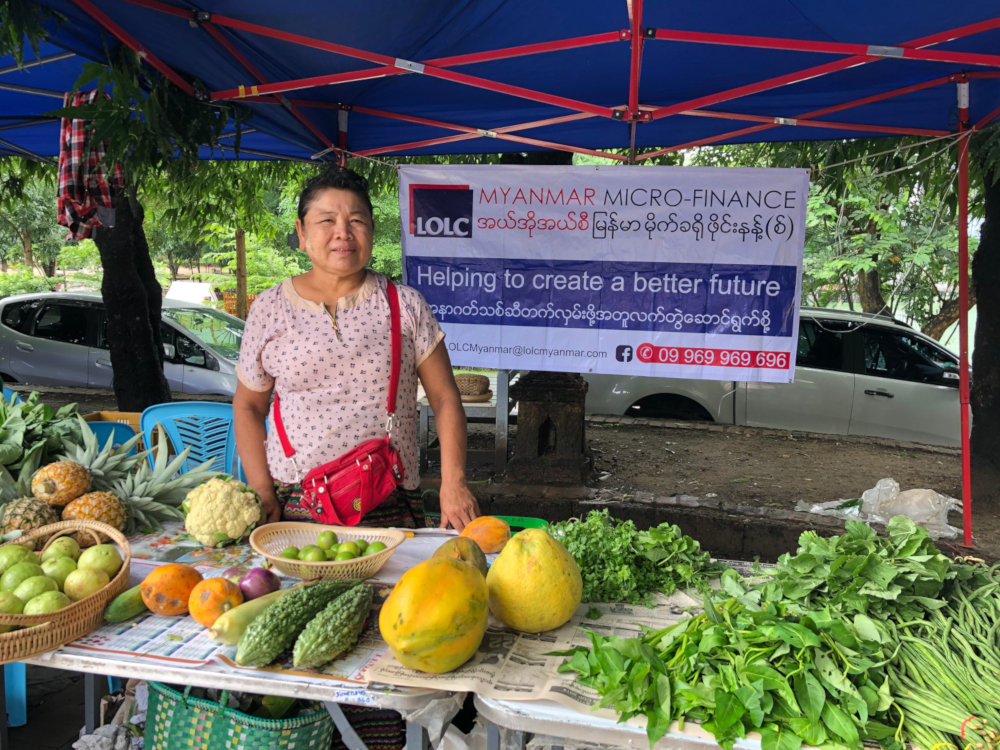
[176,333,206,367]
[1,299,44,333]
[797,319,845,371]
[162,308,243,360]
[863,328,944,383]
[32,304,91,346]
[902,334,958,370]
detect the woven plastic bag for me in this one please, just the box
[145,682,334,750]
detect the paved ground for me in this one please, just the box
[10,666,85,750]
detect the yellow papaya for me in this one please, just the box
[379,557,488,673]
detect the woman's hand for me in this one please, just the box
[438,481,480,532]
[260,488,283,525]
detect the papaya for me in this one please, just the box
[140,563,203,616]
[486,528,582,633]
[379,557,488,673]
[188,577,244,628]
[432,537,488,577]
[460,516,510,554]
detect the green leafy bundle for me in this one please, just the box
[548,510,722,605]
[555,596,901,750]
[0,392,82,472]
[734,518,958,622]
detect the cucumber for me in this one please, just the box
[104,585,148,623]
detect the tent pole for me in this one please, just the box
[957,79,973,548]
[637,75,954,161]
[648,22,1000,68]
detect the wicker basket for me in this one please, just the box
[454,373,489,396]
[0,520,130,665]
[249,523,405,581]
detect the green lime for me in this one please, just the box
[300,548,326,562]
[325,549,339,561]
[339,542,360,556]
[364,542,387,556]
[355,539,369,553]
[317,531,337,550]
[280,546,300,559]
[335,550,358,561]
[300,544,321,554]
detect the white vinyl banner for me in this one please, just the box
[399,165,809,383]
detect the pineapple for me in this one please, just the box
[59,425,217,543]
[0,446,48,546]
[32,461,91,505]
[57,417,145,491]
[61,492,127,545]
[1,497,60,535]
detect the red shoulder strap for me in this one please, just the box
[273,279,402,460]
[386,280,401,417]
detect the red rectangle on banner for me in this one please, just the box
[636,344,790,369]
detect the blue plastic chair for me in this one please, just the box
[86,422,139,456]
[2,387,20,405]
[140,403,238,477]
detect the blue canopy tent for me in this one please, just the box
[6,0,999,543]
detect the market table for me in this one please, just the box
[0,529,461,750]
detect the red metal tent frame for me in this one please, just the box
[67,0,989,545]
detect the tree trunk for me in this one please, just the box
[21,235,32,269]
[2,259,8,273]
[857,265,887,314]
[235,226,248,319]
[93,192,172,411]
[971,168,1000,514]
[922,288,978,340]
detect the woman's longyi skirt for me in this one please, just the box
[275,482,425,750]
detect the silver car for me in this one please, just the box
[0,292,243,396]
[584,307,965,447]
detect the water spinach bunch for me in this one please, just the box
[555,593,901,750]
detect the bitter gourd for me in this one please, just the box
[293,584,374,669]
[235,580,356,667]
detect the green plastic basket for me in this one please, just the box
[146,681,335,750]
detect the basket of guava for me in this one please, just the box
[0,520,130,664]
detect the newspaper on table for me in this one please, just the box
[366,589,701,714]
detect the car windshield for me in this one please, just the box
[163,307,244,360]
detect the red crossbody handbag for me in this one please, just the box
[272,280,405,525]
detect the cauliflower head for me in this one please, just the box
[182,478,262,547]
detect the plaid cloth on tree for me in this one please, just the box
[57,91,123,240]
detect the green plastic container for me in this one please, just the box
[146,682,334,750]
[495,515,548,530]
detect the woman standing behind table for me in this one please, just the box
[233,166,480,532]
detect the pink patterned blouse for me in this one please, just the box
[237,271,445,488]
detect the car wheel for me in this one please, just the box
[626,394,713,421]
[0,372,18,384]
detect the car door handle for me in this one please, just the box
[864,389,894,398]
[95,359,112,368]
[14,341,33,353]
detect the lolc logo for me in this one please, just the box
[410,184,473,238]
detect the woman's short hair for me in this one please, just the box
[297,167,373,222]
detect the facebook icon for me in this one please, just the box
[616,345,633,363]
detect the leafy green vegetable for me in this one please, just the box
[556,596,899,750]
[548,510,723,605]
[0,392,82,473]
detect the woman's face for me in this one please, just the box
[296,188,374,278]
